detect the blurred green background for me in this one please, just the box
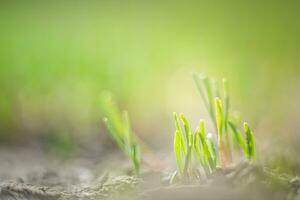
[0,1,299,151]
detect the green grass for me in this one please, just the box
[172,75,256,182]
[99,75,256,181]
[99,91,140,176]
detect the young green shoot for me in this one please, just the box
[100,92,140,175]
[172,75,257,182]
[173,113,196,180]
[244,122,256,161]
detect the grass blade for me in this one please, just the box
[123,111,133,152]
[183,140,193,177]
[99,92,124,136]
[103,118,126,154]
[206,133,217,169]
[180,113,192,144]
[131,144,140,175]
[222,79,232,162]
[173,112,187,155]
[174,130,184,173]
[215,97,223,138]
[228,121,247,156]
[194,129,202,163]
[198,120,215,171]
[203,78,214,119]
[193,74,210,114]
[244,122,256,161]
[193,74,217,129]
[100,93,141,175]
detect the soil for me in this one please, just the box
[1,146,300,200]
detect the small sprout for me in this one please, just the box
[194,128,204,168]
[180,113,192,144]
[100,92,140,176]
[181,114,193,177]
[193,74,216,129]
[103,117,125,153]
[198,120,216,171]
[215,97,223,138]
[228,121,247,156]
[174,130,184,173]
[174,112,187,155]
[183,141,193,177]
[203,78,215,122]
[244,122,256,161]
[172,75,257,182]
[123,111,133,151]
[206,136,217,168]
[131,144,141,175]
[173,113,194,179]
[222,79,232,161]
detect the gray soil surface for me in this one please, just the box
[1,146,300,200]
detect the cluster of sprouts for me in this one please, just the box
[100,75,256,181]
[172,75,256,182]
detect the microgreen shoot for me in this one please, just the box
[198,120,216,171]
[100,92,140,175]
[228,121,247,155]
[99,75,256,181]
[244,122,256,161]
[172,75,257,182]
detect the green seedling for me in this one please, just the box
[99,75,256,181]
[227,121,256,161]
[197,120,216,172]
[215,97,223,138]
[173,75,257,182]
[174,130,184,173]
[194,75,233,165]
[193,75,216,129]
[228,121,248,155]
[244,122,256,160]
[173,113,195,180]
[100,92,140,175]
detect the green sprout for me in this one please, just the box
[228,121,247,156]
[98,75,256,181]
[193,74,256,163]
[244,122,256,160]
[172,75,257,182]
[99,92,140,175]
[196,120,216,172]
[173,113,193,177]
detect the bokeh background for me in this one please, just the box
[0,0,300,156]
